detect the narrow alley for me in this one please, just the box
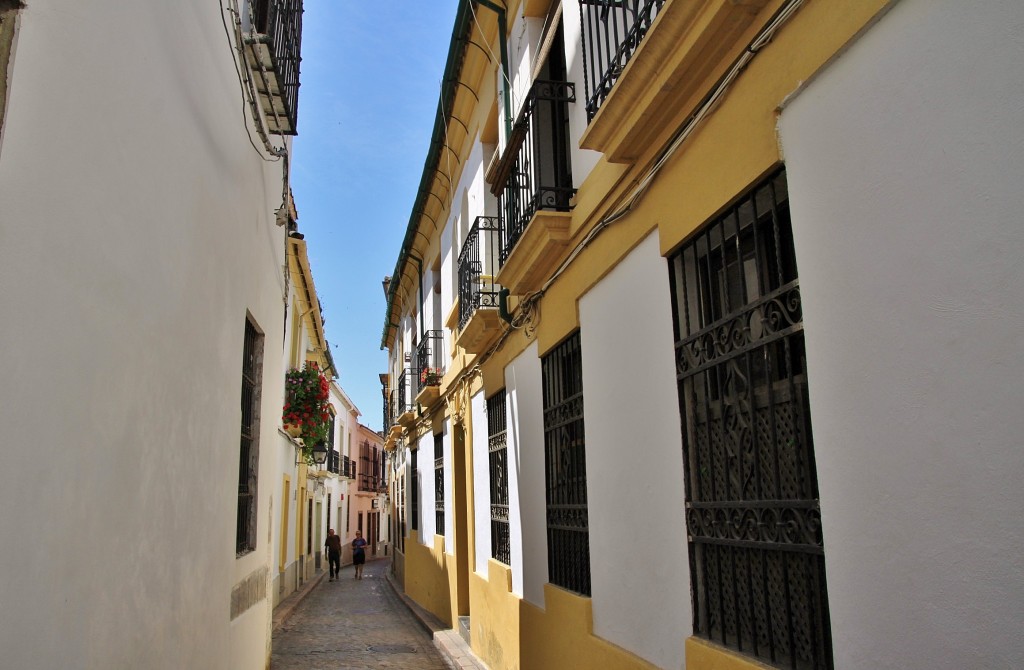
[271,559,483,670]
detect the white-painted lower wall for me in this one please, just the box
[778,1,1024,667]
[0,1,289,667]
[472,389,491,575]
[507,341,545,603]
[579,232,691,670]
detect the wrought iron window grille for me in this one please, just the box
[458,216,504,330]
[494,79,577,265]
[244,0,303,135]
[668,167,833,670]
[578,0,666,122]
[237,318,263,555]
[434,434,445,536]
[410,450,419,532]
[542,331,591,596]
[487,390,511,565]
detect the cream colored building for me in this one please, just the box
[0,0,307,667]
[381,1,1024,669]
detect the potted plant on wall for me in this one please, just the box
[282,362,331,464]
[420,367,442,387]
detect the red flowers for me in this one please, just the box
[282,363,332,454]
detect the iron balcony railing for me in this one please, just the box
[327,449,340,475]
[245,0,303,135]
[396,368,412,416]
[578,0,666,122]
[497,79,577,265]
[458,216,503,330]
[416,332,445,395]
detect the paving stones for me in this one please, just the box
[272,559,452,670]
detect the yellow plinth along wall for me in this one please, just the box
[403,531,453,627]
[469,561,521,670]
[520,585,662,670]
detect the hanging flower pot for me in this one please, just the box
[282,362,331,463]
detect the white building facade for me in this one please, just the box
[0,0,306,667]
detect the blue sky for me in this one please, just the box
[292,2,460,432]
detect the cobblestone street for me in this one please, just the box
[271,559,451,670]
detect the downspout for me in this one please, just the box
[474,0,512,140]
[408,254,425,341]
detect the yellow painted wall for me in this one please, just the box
[401,0,893,667]
[520,585,662,670]
[468,561,521,670]
[403,531,453,627]
[685,638,777,670]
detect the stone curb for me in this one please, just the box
[383,567,489,670]
[271,569,327,632]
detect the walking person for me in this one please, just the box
[324,528,342,582]
[351,530,367,580]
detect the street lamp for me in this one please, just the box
[310,441,329,466]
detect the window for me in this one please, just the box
[237,317,264,555]
[542,331,590,596]
[410,450,419,532]
[668,168,833,669]
[434,433,445,536]
[488,390,511,564]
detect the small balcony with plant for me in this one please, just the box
[415,331,445,407]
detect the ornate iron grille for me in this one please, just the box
[416,331,445,394]
[397,368,411,415]
[237,318,263,554]
[542,331,591,596]
[498,79,577,265]
[458,216,504,330]
[247,0,302,135]
[578,0,665,122]
[668,168,833,669]
[359,440,381,492]
[487,390,511,564]
[411,450,419,531]
[434,433,445,536]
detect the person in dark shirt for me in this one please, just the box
[324,528,342,581]
[351,530,367,580]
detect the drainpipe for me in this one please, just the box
[475,0,513,140]
[408,254,425,341]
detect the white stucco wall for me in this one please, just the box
[472,390,492,575]
[506,341,545,603]
[0,1,290,667]
[778,1,1024,667]
[579,232,690,669]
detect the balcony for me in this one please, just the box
[456,217,505,354]
[578,0,666,123]
[578,0,773,162]
[327,449,340,475]
[415,331,445,407]
[493,80,576,262]
[243,0,302,135]
[396,368,415,426]
[491,80,576,295]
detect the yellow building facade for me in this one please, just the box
[382,1,1024,669]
